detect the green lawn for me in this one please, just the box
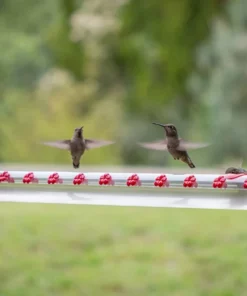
[0,203,247,296]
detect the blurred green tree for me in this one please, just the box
[113,0,221,164]
[46,0,84,80]
[187,0,247,165]
[0,0,227,166]
[0,0,59,162]
[0,0,60,91]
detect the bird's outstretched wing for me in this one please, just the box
[177,139,211,151]
[137,140,168,151]
[85,139,115,149]
[41,140,71,150]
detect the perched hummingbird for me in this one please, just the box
[41,126,115,168]
[225,167,247,174]
[225,158,247,174]
[137,123,211,168]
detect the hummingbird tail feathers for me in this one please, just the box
[180,155,195,168]
[187,157,196,168]
[188,161,196,168]
[73,162,80,169]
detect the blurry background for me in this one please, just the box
[2,1,247,295]
[1,0,247,170]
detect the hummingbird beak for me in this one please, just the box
[80,126,83,130]
[152,122,166,128]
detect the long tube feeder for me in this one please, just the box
[1,170,247,190]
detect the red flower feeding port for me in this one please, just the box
[212,176,227,189]
[183,175,197,188]
[126,174,141,186]
[23,172,38,184]
[154,175,169,187]
[47,173,63,184]
[73,173,87,185]
[99,173,114,186]
[0,171,14,183]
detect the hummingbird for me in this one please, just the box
[137,123,211,168]
[225,167,247,174]
[41,126,115,169]
[225,159,247,174]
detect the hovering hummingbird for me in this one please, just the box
[41,126,115,169]
[137,123,211,168]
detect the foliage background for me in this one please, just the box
[1,2,247,295]
[0,0,245,168]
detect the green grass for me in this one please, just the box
[0,204,247,296]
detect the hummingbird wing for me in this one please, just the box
[137,140,168,151]
[41,140,71,150]
[238,158,244,168]
[85,139,115,149]
[177,139,211,151]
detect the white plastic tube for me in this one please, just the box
[0,170,247,190]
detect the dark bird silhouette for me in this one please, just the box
[225,167,247,174]
[137,123,211,168]
[225,158,247,174]
[41,126,115,168]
